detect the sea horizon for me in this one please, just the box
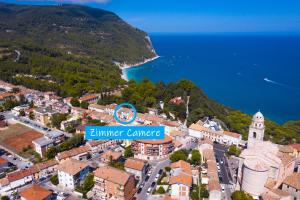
[125,34,300,124]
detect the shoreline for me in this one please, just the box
[119,55,160,81]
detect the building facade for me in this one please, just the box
[93,166,136,200]
[132,135,174,160]
[57,159,89,190]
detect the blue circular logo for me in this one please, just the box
[113,103,137,125]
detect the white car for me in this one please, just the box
[146,187,152,195]
[221,185,225,192]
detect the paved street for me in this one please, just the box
[213,143,232,200]
[137,158,170,200]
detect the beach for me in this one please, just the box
[118,55,160,81]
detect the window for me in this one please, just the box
[253,132,257,138]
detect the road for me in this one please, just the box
[213,143,232,200]
[137,158,170,200]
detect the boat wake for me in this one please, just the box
[264,78,300,91]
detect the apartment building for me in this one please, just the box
[93,166,136,200]
[57,159,90,190]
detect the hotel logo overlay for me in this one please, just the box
[85,103,165,140]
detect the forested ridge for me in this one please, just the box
[0,3,156,96]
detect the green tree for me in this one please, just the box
[65,125,76,133]
[165,166,171,172]
[231,191,253,200]
[51,113,67,129]
[11,87,20,93]
[19,109,25,117]
[190,184,200,200]
[228,145,241,157]
[80,101,89,109]
[70,97,80,107]
[124,146,133,158]
[45,146,58,159]
[29,111,35,120]
[29,101,34,108]
[200,185,209,198]
[170,150,188,163]
[190,149,201,165]
[50,175,59,185]
[156,186,166,194]
[2,99,19,110]
[1,196,9,200]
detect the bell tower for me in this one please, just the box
[247,111,265,148]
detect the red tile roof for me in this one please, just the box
[134,135,173,145]
[0,157,8,165]
[19,184,52,200]
[94,166,133,186]
[124,158,147,171]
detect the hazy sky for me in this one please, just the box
[2,0,300,33]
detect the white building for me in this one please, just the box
[57,159,89,190]
[32,137,54,157]
[189,120,242,146]
[169,160,193,200]
[236,111,296,199]
[124,158,148,184]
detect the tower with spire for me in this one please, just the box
[247,111,265,148]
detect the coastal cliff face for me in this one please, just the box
[0,3,156,96]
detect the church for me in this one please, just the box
[236,111,296,199]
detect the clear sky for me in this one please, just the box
[2,0,300,33]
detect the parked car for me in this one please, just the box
[151,182,156,188]
[145,175,150,182]
[146,187,151,195]
[137,187,142,194]
[158,169,163,174]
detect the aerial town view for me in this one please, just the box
[0,0,300,200]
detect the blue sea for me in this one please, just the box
[125,34,300,124]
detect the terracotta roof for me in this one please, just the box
[79,94,98,102]
[19,184,52,200]
[88,104,106,110]
[134,135,173,145]
[56,159,88,175]
[198,138,213,145]
[223,131,241,139]
[170,130,185,137]
[283,172,300,189]
[171,160,192,175]
[0,177,9,186]
[208,179,221,191]
[278,145,294,153]
[289,143,300,151]
[87,140,108,147]
[165,195,177,200]
[0,157,8,165]
[124,158,147,171]
[101,150,122,160]
[6,166,38,182]
[203,149,215,161]
[35,159,58,170]
[169,173,192,187]
[94,166,133,185]
[56,145,90,160]
[265,178,276,189]
[270,189,290,197]
[0,92,14,100]
[277,152,295,166]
